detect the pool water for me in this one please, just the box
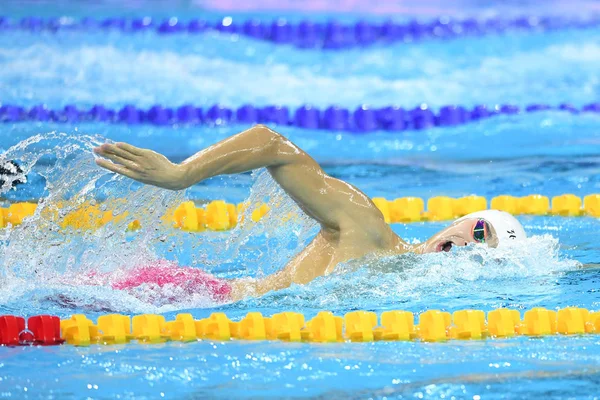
[1,0,600,399]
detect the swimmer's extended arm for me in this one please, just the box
[94,125,387,234]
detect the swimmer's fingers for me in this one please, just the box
[97,150,141,171]
[115,142,145,157]
[95,158,140,180]
[94,142,183,189]
[94,143,138,162]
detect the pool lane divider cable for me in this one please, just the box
[1,15,599,49]
[1,307,599,346]
[1,102,599,133]
[1,194,599,232]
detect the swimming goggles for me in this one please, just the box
[472,219,488,243]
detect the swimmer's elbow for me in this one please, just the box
[253,124,281,142]
[254,125,312,167]
[251,124,290,159]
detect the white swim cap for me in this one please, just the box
[457,210,526,245]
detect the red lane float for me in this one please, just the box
[0,315,64,346]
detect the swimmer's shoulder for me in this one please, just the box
[333,215,399,252]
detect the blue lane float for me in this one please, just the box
[1,102,599,133]
[1,15,599,49]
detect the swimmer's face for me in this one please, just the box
[420,218,499,253]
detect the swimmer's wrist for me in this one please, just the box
[174,162,194,190]
[176,159,214,190]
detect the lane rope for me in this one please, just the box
[2,194,599,232]
[1,307,599,346]
[1,15,599,49]
[1,102,599,133]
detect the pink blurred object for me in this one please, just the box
[110,261,232,302]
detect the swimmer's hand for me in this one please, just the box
[94,142,187,190]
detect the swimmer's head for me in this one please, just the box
[418,210,526,253]
[0,160,26,191]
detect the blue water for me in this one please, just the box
[2,28,600,108]
[1,0,600,399]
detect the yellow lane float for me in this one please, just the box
[39,307,600,346]
[1,193,598,231]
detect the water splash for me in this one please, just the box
[243,233,581,313]
[0,133,191,311]
[0,132,318,314]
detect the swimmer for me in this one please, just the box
[0,160,26,191]
[93,125,526,301]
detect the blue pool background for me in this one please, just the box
[1,0,600,398]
